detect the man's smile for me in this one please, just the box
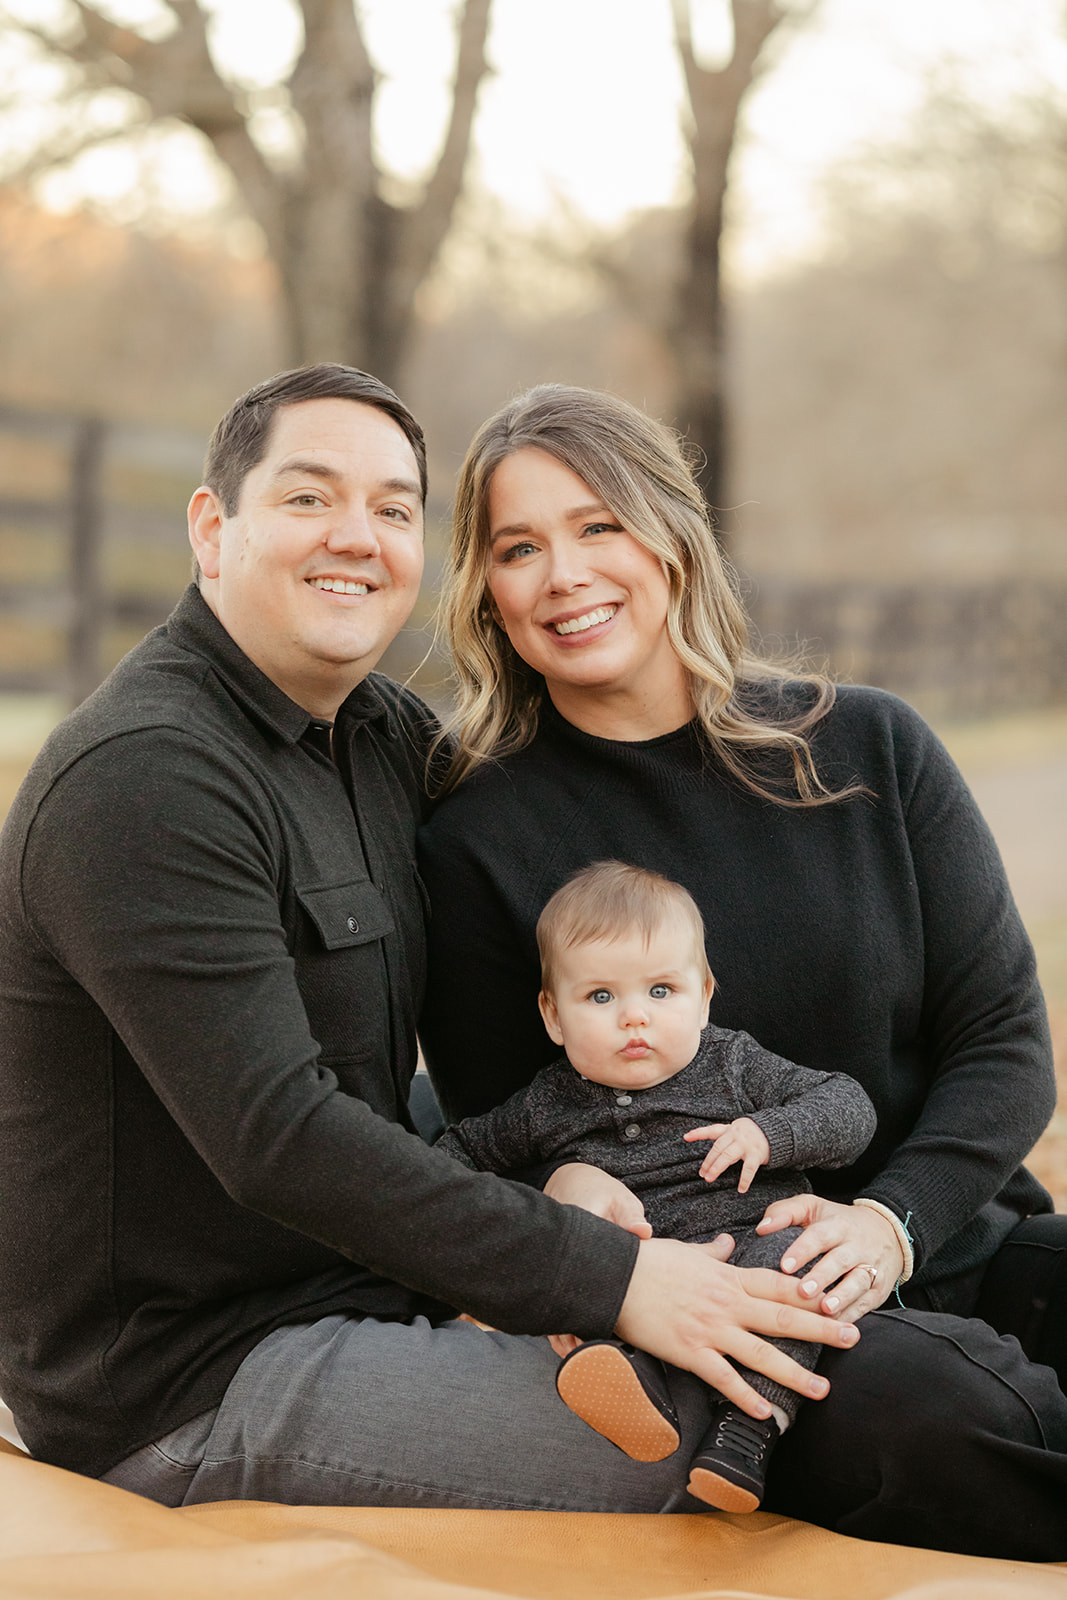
[307,575,373,596]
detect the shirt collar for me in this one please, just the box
[165,584,392,746]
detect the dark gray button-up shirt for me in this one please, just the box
[0,587,635,1477]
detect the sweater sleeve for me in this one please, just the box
[19,730,637,1339]
[729,1033,877,1171]
[436,1082,547,1175]
[852,708,1054,1269]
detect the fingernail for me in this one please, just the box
[809,1377,829,1397]
[802,1278,818,1296]
[756,1402,771,1417]
[825,1296,839,1312]
[841,1326,859,1343]
[781,1257,795,1272]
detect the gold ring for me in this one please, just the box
[855,1263,878,1288]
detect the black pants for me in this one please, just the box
[765,1214,1067,1560]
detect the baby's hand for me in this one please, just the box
[683,1118,771,1194]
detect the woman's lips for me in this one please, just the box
[547,603,618,636]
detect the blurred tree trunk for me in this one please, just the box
[16,0,493,387]
[670,0,798,539]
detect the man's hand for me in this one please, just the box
[615,1235,860,1419]
[543,1162,653,1238]
[757,1193,904,1322]
[683,1117,771,1194]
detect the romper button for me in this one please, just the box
[615,1094,632,1106]
[624,1123,641,1140]
[346,916,359,933]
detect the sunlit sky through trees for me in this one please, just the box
[4,0,1066,282]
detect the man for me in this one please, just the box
[0,365,849,1509]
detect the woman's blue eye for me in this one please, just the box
[591,989,612,1004]
[499,540,537,562]
[650,984,670,999]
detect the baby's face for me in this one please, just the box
[538,918,713,1090]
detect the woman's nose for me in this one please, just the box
[545,543,591,593]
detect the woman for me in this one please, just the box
[418,384,1067,1559]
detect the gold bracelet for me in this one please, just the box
[853,1198,915,1284]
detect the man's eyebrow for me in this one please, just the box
[270,460,421,498]
[490,503,609,543]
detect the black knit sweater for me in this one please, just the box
[418,686,1055,1303]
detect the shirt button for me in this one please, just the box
[615,1093,632,1106]
[346,916,360,934]
[624,1123,641,1140]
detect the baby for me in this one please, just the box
[436,861,876,1512]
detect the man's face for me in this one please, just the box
[189,398,424,716]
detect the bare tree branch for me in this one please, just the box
[0,0,496,379]
[0,100,149,184]
[401,0,493,288]
[667,0,805,530]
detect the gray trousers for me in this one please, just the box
[101,1313,718,1511]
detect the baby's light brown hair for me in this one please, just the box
[536,861,714,998]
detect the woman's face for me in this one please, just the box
[485,447,692,734]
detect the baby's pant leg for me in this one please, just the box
[727,1225,818,1421]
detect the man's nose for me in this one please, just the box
[324,505,380,557]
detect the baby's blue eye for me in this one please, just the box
[650,984,670,999]
[591,989,612,1004]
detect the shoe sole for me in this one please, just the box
[686,1465,761,1514]
[556,1345,680,1462]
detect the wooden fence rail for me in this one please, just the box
[0,403,204,704]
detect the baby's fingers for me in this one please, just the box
[699,1141,738,1184]
[737,1152,762,1194]
[684,1124,729,1143]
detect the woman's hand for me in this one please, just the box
[615,1235,861,1419]
[756,1194,904,1321]
[543,1162,653,1239]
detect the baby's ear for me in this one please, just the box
[538,990,565,1046]
[700,975,714,1028]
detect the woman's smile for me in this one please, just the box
[548,602,618,637]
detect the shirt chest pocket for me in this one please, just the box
[294,879,395,1071]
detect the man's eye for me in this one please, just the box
[649,984,670,999]
[290,494,322,507]
[590,989,613,1004]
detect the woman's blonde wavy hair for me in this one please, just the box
[434,384,860,807]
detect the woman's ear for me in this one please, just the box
[188,486,225,581]
[538,989,565,1046]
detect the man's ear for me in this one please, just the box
[538,990,565,1047]
[188,486,225,580]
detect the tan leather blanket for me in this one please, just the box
[2,1437,1065,1600]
